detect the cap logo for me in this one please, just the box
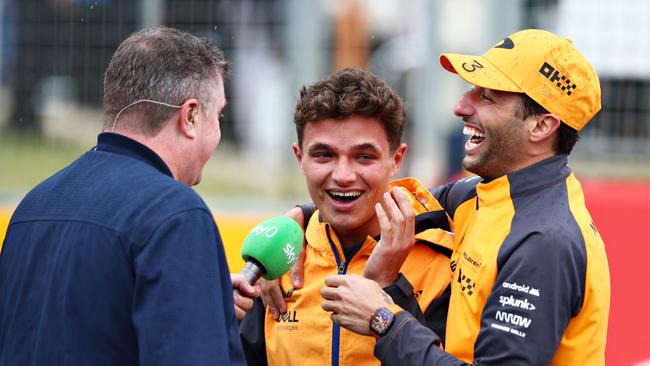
[539,61,577,96]
[462,59,484,73]
[494,37,514,49]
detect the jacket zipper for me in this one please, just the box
[326,226,363,366]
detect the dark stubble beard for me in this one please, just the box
[463,117,526,180]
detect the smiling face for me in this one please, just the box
[293,116,406,245]
[454,86,529,180]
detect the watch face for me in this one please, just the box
[370,307,394,336]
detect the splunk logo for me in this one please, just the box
[495,311,532,328]
[499,295,536,311]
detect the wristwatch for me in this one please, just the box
[369,307,395,337]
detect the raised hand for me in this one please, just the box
[363,187,416,287]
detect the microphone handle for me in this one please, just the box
[240,260,265,285]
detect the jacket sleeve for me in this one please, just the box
[375,232,584,365]
[471,232,583,365]
[384,273,451,346]
[383,273,424,319]
[239,297,269,366]
[132,208,245,366]
[375,312,470,366]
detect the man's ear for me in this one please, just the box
[392,143,408,174]
[179,98,200,139]
[292,143,303,165]
[529,114,561,143]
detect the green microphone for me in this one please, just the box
[240,216,304,284]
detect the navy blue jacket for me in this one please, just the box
[0,133,245,366]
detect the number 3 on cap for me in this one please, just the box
[462,59,484,73]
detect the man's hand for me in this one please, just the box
[231,273,260,320]
[285,206,307,289]
[260,206,308,319]
[364,187,416,287]
[320,274,394,336]
[257,278,286,321]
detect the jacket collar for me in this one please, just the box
[93,132,173,178]
[476,155,571,207]
[305,177,450,255]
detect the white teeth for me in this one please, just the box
[330,191,362,198]
[466,139,480,149]
[463,126,485,138]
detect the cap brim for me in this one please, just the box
[440,53,522,93]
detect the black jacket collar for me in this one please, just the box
[93,132,173,178]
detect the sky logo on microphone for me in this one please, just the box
[284,243,298,266]
[251,224,280,238]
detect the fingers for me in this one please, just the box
[234,291,255,312]
[384,188,415,244]
[392,187,415,231]
[329,312,338,324]
[284,206,304,228]
[324,274,347,287]
[235,306,246,321]
[320,284,340,301]
[285,206,307,289]
[384,190,404,227]
[238,281,260,298]
[259,279,287,321]
[269,286,287,321]
[375,202,391,242]
[290,244,306,289]
[233,291,254,320]
[321,299,338,313]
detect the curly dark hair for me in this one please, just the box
[294,68,406,152]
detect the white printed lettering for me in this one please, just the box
[253,225,278,238]
[501,281,541,297]
[498,295,536,311]
[284,244,297,265]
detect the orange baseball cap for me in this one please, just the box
[440,29,601,131]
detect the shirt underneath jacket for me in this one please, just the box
[0,132,245,366]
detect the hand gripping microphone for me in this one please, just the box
[240,216,304,285]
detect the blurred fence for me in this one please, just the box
[2,0,649,182]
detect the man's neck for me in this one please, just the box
[113,129,182,183]
[331,225,378,252]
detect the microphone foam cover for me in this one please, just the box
[240,216,304,280]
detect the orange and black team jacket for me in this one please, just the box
[374,155,611,366]
[239,177,456,366]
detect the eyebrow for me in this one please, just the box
[306,142,382,154]
[484,88,508,99]
[307,142,333,154]
[354,142,382,153]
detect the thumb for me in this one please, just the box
[290,242,306,289]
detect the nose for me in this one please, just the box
[331,158,356,186]
[453,88,477,119]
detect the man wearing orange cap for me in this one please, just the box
[318,29,611,365]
